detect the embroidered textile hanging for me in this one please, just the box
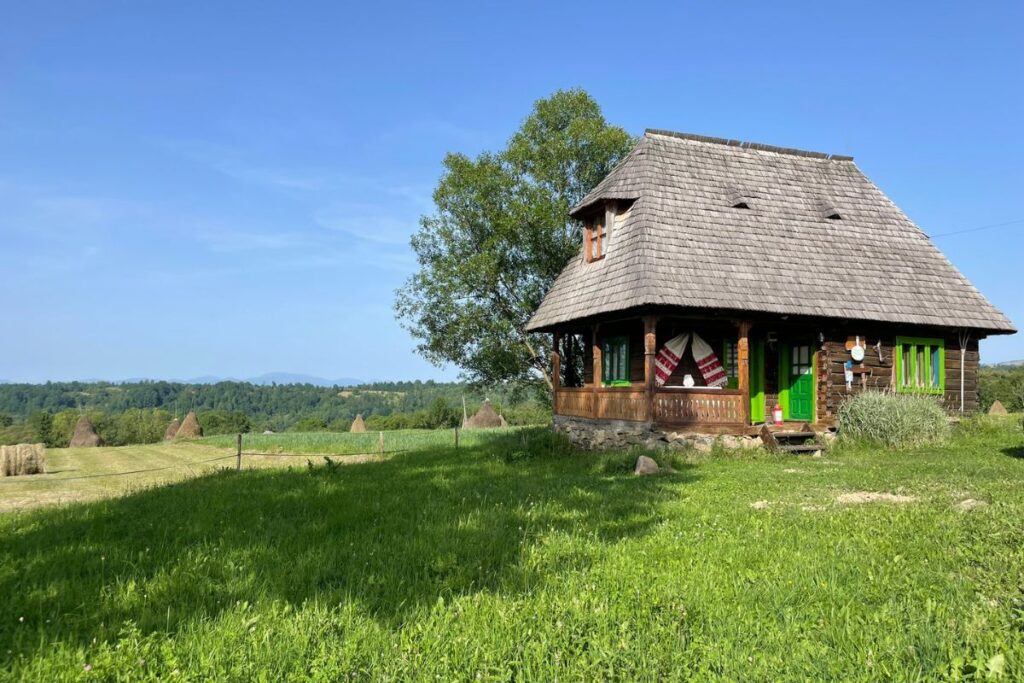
[654,334,689,386]
[691,333,728,388]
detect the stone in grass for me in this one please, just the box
[634,455,659,475]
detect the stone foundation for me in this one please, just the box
[553,415,763,452]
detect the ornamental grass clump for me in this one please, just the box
[837,391,950,448]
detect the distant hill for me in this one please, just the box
[987,360,1024,368]
[113,373,365,387]
[246,373,364,387]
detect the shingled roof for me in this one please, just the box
[526,130,1015,334]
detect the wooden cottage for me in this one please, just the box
[526,130,1015,443]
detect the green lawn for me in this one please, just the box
[0,429,522,513]
[200,426,517,455]
[1,419,1023,681]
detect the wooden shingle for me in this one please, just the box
[527,130,1015,334]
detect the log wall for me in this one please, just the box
[818,328,980,421]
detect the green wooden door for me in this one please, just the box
[781,343,814,422]
[749,339,765,423]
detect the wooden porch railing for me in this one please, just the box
[555,388,648,422]
[554,388,594,419]
[555,386,745,426]
[595,390,647,421]
[653,389,745,426]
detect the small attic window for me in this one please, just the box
[817,200,842,220]
[727,187,755,210]
[584,213,606,262]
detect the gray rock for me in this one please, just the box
[719,435,742,449]
[634,455,659,475]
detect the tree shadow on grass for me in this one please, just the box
[0,430,697,658]
[1001,446,1024,459]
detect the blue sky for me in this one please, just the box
[1,1,1021,383]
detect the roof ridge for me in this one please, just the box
[645,128,854,162]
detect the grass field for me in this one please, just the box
[201,427,512,455]
[0,429,523,512]
[1,419,1023,680]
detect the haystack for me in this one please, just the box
[164,418,181,441]
[988,400,1008,415]
[175,411,203,439]
[350,414,367,433]
[464,399,505,429]
[69,416,102,447]
[1,443,46,476]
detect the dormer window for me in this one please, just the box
[727,187,755,210]
[585,214,606,262]
[817,200,842,220]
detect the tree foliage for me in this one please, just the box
[978,366,1024,412]
[395,89,634,388]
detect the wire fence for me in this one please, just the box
[0,428,472,486]
[0,453,238,486]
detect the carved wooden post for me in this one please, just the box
[551,331,561,417]
[591,324,601,419]
[737,321,752,427]
[643,315,658,422]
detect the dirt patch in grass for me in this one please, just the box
[954,498,988,511]
[750,500,773,509]
[835,491,917,505]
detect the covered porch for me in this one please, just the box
[550,314,823,435]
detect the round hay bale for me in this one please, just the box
[164,418,182,441]
[464,399,504,429]
[1,443,46,476]
[69,416,102,448]
[988,400,1008,415]
[350,414,367,433]
[175,411,203,439]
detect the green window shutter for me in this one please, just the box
[601,336,630,386]
[895,336,944,395]
[723,340,739,389]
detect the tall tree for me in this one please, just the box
[395,89,634,388]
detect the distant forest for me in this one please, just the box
[0,380,547,433]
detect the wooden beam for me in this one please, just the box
[605,202,616,252]
[591,325,601,419]
[643,315,658,422]
[737,321,752,425]
[551,331,561,416]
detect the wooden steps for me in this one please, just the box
[759,424,824,455]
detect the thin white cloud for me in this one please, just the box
[312,205,415,247]
[197,230,322,253]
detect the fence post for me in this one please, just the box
[455,427,459,451]
[378,431,384,456]
[236,433,242,471]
